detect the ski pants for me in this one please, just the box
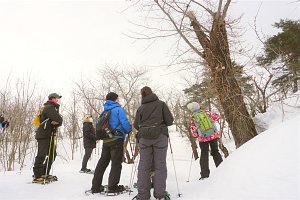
[81,148,93,170]
[199,138,223,178]
[33,136,57,178]
[91,139,123,191]
[137,134,168,200]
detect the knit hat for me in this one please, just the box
[187,102,200,112]
[106,92,118,101]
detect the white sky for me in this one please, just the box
[0,0,299,99]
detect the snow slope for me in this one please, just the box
[0,95,299,200]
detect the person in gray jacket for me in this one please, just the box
[133,86,174,200]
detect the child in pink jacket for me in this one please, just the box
[187,102,223,179]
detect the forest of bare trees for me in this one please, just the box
[0,1,298,172]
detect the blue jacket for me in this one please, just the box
[103,100,132,138]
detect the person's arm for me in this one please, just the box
[133,110,140,131]
[162,102,174,126]
[46,106,63,126]
[118,108,132,133]
[206,110,219,132]
[190,117,200,138]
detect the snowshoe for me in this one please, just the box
[107,185,127,195]
[199,177,208,180]
[157,191,171,200]
[106,185,131,196]
[32,177,50,184]
[42,175,58,182]
[85,186,105,196]
[79,169,94,174]
[132,195,140,200]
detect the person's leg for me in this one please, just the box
[91,144,110,192]
[33,139,50,178]
[137,138,154,200]
[107,139,124,190]
[81,148,93,170]
[209,139,223,167]
[152,134,168,199]
[199,141,210,178]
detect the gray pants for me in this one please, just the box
[137,134,168,200]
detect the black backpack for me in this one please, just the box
[96,110,114,140]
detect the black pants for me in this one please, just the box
[81,148,93,170]
[199,138,223,178]
[33,136,57,178]
[91,139,123,191]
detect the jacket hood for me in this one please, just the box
[187,102,200,112]
[104,100,121,110]
[44,100,60,109]
[142,93,159,104]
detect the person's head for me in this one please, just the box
[187,102,200,112]
[82,114,93,123]
[106,92,119,102]
[48,93,62,104]
[140,86,153,98]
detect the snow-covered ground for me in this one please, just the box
[1,94,299,200]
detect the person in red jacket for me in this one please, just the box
[187,102,223,180]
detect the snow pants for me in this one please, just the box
[91,139,123,191]
[81,148,93,170]
[199,138,223,178]
[137,134,168,200]
[33,136,57,178]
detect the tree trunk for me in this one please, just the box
[188,13,257,148]
[208,19,257,148]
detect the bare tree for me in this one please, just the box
[75,65,149,163]
[0,76,42,171]
[63,91,81,160]
[131,0,257,148]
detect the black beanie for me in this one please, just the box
[106,92,118,101]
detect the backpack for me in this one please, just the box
[193,111,214,137]
[96,110,114,140]
[33,107,44,127]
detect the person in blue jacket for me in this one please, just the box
[90,92,132,194]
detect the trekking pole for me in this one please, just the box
[51,134,57,176]
[44,133,53,184]
[129,154,139,195]
[186,152,193,182]
[128,137,137,194]
[168,137,182,197]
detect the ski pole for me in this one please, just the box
[44,133,53,184]
[129,154,140,195]
[186,152,193,182]
[51,134,57,176]
[128,137,135,191]
[168,137,182,197]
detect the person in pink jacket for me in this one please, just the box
[187,102,223,180]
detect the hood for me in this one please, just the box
[103,100,121,110]
[44,100,60,109]
[187,102,200,112]
[142,93,159,104]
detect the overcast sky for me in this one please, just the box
[0,0,299,100]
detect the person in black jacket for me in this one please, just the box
[0,113,9,131]
[80,114,96,173]
[32,93,63,184]
[133,86,174,200]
